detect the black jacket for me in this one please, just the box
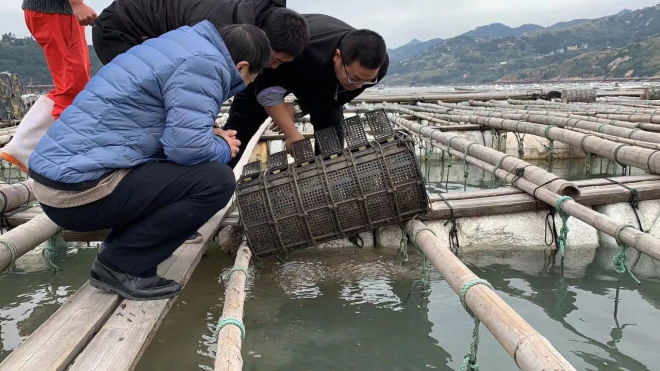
[256,14,389,128]
[112,0,285,42]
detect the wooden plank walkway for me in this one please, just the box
[0,121,271,371]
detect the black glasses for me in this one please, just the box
[339,51,379,86]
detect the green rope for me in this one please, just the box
[555,196,574,257]
[514,122,526,158]
[463,143,476,191]
[215,317,246,339]
[223,266,249,282]
[43,231,66,271]
[585,153,593,176]
[398,228,409,263]
[411,227,436,287]
[459,278,494,371]
[0,238,18,274]
[612,225,641,284]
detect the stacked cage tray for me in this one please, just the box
[236,110,429,256]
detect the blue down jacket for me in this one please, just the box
[29,21,245,183]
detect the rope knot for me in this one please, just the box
[554,196,573,258]
[612,225,641,284]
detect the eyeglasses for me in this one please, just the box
[338,51,379,86]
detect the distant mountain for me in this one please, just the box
[546,18,589,30]
[462,23,543,38]
[387,38,443,62]
[385,4,660,85]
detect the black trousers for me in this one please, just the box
[223,85,345,168]
[92,2,141,64]
[41,161,235,277]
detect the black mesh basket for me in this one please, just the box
[236,110,429,256]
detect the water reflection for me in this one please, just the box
[0,245,96,360]
[135,246,659,371]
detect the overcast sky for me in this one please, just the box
[1,0,657,48]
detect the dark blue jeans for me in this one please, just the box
[42,161,235,277]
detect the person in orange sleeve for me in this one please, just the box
[0,0,97,171]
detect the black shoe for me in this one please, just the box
[184,231,203,244]
[89,258,181,301]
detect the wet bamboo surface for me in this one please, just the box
[407,219,575,370]
[214,244,251,371]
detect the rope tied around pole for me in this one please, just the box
[411,225,437,287]
[439,194,460,254]
[0,237,18,274]
[43,229,66,271]
[555,196,574,258]
[513,121,526,158]
[398,226,409,263]
[612,225,641,285]
[222,266,249,282]
[445,136,462,191]
[510,164,532,185]
[491,154,513,187]
[604,178,644,231]
[463,143,476,191]
[458,278,494,371]
[215,317,246,339]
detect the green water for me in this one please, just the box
[1,158,659,370]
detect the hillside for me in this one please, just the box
[0,33,102,86]
[387,4,660,85]
[388,38,444,61]
[462,23,543,39]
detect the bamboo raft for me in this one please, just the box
[1,87,660,370]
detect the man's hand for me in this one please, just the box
[214,128,241,158]
[69,0,97,26]
[285,131,305,153]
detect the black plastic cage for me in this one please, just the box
[236,110,429,256]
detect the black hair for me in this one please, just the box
[339,29,387,69]
[220,24,271,74]
[261,8,309,58]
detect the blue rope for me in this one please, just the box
[612,225,641,284]
[215,317,246,339]
[555,196,573,257]
[459,278,494,371]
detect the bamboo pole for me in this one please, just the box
[393,116,660,261]
[462,101,660,133]
[214,244,252,371]
[0,180,35,213]
[595,113,660,124]
[407,219,575,370]
[416,112,660,172]
[386,112,581,198]
[417,102,660,143]
[354,90,541,104]
[0,213,60,271]
[507,99,660,115]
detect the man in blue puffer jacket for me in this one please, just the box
[28,21,271,300]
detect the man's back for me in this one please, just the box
[113,0,284,41]
[30,22,244,183]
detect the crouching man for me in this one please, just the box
[28,22,271,300]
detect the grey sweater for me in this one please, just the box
[22,0,72,14]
